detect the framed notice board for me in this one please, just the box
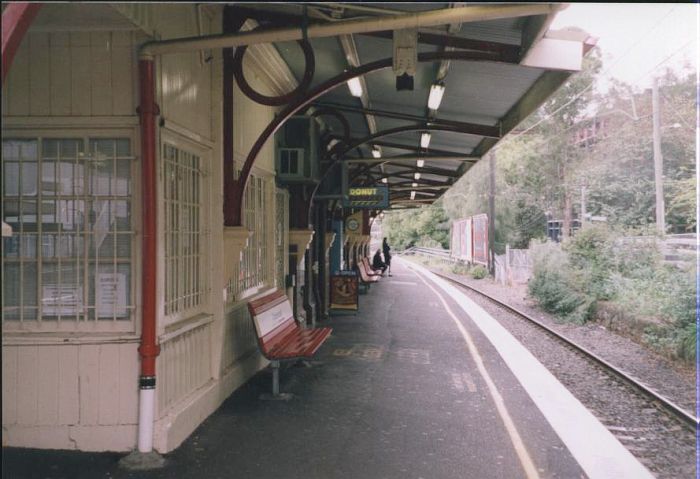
[330,271,359,312]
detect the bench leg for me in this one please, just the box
[260,360,293,401]
[271,360,280,396]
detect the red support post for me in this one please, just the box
[1,3,42,85]
[137,59,160,379]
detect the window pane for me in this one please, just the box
[21,161,38,196]
[90,157,114,196]
[3,162,19,196]
[116,139,130,158]
[2,262,21,309]
[4,137,132,328]
[115,159,131,195]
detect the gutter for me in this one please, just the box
[139,4,558,58]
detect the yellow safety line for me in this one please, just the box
[412,268,541,479]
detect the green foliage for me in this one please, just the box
[383,204,450,251]
[528,226,696,360]
[469,265,487,279]
[666,175,697,231]
[451,262,470,275]
[527,241,597,324]
[562,225,617,300]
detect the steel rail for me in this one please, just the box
[400,249,698,430]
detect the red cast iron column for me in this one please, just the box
[137,59,160,381]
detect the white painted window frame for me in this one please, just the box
[159,129,212,327]
[1,122,140,335]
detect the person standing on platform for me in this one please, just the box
[382,237,392,276]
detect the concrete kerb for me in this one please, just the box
[118,450,166,470]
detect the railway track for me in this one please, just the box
[430,269,697,430]
[423,267,697,478]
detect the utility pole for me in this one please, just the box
[580,184,586,226]
[652,78,665,234]
[488,151,496,276]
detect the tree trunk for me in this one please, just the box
[563,191,572,239]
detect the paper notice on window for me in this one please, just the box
[96,273,127,318]
[42,285,84,316]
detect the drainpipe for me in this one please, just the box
[139,4,559,57]
[137,57,160,453]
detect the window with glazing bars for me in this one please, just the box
[1,137,135,330]
[227,173,273,300]
[162,143,206,317]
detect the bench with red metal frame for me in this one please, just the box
[362,256,383,277]
[248,289,332,398]
[357,260,380,292]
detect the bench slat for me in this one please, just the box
[268,327,332,359]
[248,290,332,361]
[358,261,380,283]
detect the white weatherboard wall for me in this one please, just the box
[1,15,144,451]
[2,3,288,453]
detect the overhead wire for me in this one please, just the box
[490,4,685,153]
[492,36,696,155]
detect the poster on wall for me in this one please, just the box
[42,285,84,316]
[330,271,359,312]
[96,273,128,318]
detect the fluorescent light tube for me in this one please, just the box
[428,82,446,110]
[412,182,418,187]
[417,159,425,168]
[372,148,381,159]
[381,177,388,183]
[347,77,363,97]
[414,172,421,180]
[420,132,431,149]
[410,191,416,200]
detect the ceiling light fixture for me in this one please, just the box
[414,172,421,180]
[347,77,363,97]
[381,177,388,184]
[427,82,446,110]
[371,147,381,159]
[412,182,418,187]
[410,191,416,200]
[420,132,431,149]
[417,159,425,168]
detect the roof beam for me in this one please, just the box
[371,140,470,157]
[359,30,520,63]
[390,185,451,191]
[345,155,476,164]
[314,102,500,138]
[383,163,462,177]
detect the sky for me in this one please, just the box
[549,3,699,93]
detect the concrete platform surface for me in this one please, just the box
[2,259,648,479]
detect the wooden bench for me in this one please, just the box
[362,257,383,277]
[248,289,332,398]
[357,260,380,292]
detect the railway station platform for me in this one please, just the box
[2,258,653,479]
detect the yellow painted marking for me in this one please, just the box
[413,269,540,479]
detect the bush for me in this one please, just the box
[451,262,470,275]
[527,240,597,324]
[562,225,617,300]
[470,265,488,279]
[528,229,696,361]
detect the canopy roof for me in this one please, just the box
[25,2,595,210]
[236,3,595,209]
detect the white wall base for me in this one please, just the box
[153,351,267,453]
[2,424,137,452]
